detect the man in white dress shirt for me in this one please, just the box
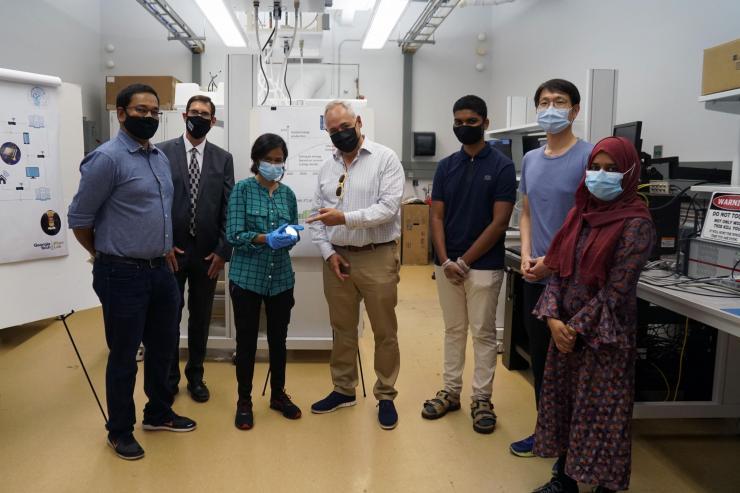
[307,100,405,430]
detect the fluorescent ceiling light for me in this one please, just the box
[330,0,376,10]
[362,0,409,50]
[194,0,246,48]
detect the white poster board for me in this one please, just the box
[249,102,375,257]
[0,69,67,263]
[701,192,740,245]
[0,74,99,329]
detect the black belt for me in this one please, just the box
[333,241,396,253]
[96,252,166,268]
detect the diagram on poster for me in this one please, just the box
[249,104,374,257]
[0,77,67,263]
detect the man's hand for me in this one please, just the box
[166,246,185,273]
[521,254,536,280]
[327,253,350,281]
[548,318,576,353]
[306,208,346,227]
[525,256,552,282]
[442,259,466,285]
[205,252,225,279]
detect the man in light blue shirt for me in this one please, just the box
[510,79,593,464]
[68,84,196,461]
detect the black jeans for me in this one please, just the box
[169,235,218,387]
[92,259,179,439]
[522,281,551,408]
[230,283,295,400]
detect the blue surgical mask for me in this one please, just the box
[585,169,625,201]
[258,161,284,182]
[537,106,572,134]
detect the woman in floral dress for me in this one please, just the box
[530,136,655,493]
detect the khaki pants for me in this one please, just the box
[434,266,504,401]
[323,243,401,400]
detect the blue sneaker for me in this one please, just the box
[510,434,535,457]
[378,400,398,430]
[311,391,356,414]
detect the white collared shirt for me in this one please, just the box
[310,137,405,260]
[182,133,206,171]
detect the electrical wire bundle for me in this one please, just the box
[254,1,300,106]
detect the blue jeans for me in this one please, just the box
[92,258,180,439]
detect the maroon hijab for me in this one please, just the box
[543,136,652,287]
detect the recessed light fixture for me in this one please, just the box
[362,0,410,50]
[194,0,246,48]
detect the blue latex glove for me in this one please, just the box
[266,224,295,250]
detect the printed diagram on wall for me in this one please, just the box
[0,81,67,264]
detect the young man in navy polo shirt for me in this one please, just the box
[422,95,516,434]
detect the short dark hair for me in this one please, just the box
[116,83,159,109]
[186,95,216,117]
[534,79,581,107]
[453,95,487,120]
[250,133,288,175]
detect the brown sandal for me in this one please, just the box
[421,390,461,420]
[471,399,497,434]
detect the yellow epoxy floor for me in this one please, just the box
[1,266,739,492]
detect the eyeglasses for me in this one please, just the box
[335,173,347,199]
[536,99,571,111]
[126,105,163,119]
[187,110,212,119]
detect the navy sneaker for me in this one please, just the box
[311,391,356,414]
[142,414,197,432]
[107,434,145,461]
[378,400,398,430]
[510,434,535,457]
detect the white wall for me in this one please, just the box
[487,0,740,162]
[0,0,102,122]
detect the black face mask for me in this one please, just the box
[453,124,484,145]
[330,126,360,153]
[124,115,159,140]
[186,116,212,140]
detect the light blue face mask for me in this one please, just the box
[536,106,572,134]
[259,161,284,182]
[585,163,635,201]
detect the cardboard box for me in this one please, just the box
[701,38,740,95]
[401,204,430,265]
[105,75,180,110]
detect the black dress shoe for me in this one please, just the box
[107,434,145,460]
[187,381,210,402]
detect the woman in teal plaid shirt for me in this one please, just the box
[226,133,304,430]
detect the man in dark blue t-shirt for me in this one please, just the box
[421,95,516,435]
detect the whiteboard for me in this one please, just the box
[0,69,67,263]
[0,75,99,329]
[248,103,375,257]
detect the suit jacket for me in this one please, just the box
[158,136,235,261]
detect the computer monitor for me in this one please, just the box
[25,166,40,178]
[489,138,512,159]
[522,134,546,156]
[613,121,643,154]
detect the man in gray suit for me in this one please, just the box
[159,95,234,403]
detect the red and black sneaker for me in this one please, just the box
[235,399,254,430]
[270,390,302,420]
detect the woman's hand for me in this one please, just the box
[548,318,576,353]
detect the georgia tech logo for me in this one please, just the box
[33,241,64,251]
